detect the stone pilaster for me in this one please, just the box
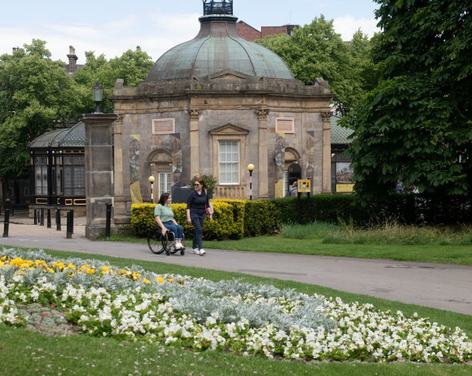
[112,115,130,227]
[256,109,269,198]
[83,113,117,240]
[321,111,332,193]
[189,109,200,178]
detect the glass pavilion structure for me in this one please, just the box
[29,122,86,208]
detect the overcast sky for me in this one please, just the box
[0,0,379,63]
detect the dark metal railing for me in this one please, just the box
[203,0,233,15]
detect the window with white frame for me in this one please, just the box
[218,140,240,185]
[158,172,173,197]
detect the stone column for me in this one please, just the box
[256,109,269,198]
[83,113,117,240]
[321,111,332,193]
[189,109,200,178]
[112,115,130,229]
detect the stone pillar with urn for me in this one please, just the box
[256,108,269,198]
[83,113,117,240]
[321,111,333,193]
[112,115,131,230]
[189,109,200,179]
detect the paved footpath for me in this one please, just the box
[1,221,471,315]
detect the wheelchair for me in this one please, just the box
[147,229,185,256]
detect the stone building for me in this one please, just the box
[74,0,334,238]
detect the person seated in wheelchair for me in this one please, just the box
[154,193,185,250]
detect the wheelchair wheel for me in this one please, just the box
[147,232,168,255]
[180,248,185,256]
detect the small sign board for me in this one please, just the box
[297,179,311,193]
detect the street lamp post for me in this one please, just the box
[247,164,255,200]
[93,82,104,113]
[148,176,155,202]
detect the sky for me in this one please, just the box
[0,0,379,63]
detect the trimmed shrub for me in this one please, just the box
[273,195,358,225]
[244,200,280,236]
[131,201,244,240]
[214,199,245,239]
[130,204,157,237]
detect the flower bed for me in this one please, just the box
[0,248,471,363]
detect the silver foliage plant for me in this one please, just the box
[0,248,332,332]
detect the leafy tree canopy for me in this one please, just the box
[0,41,154,179]
[73,47,154,113]
[345,0,472,198]
[0,40,83,177]
[258,17,377,115]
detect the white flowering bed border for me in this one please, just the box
[0,248,471,363]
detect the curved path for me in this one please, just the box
[1,222,471,315]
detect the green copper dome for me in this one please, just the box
[146,14,294,82]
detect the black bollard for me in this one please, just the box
[2,199,10,238]
[56,209,61,231]
[70,209,74,234]
[66,210,73,239]
[47,209,51,228]
[105,203,112,238]
[33,209,38,225]
[40,209,44,226]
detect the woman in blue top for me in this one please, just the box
[154,193,184,250]
[186,177,213,256]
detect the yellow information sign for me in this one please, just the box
[297,179,311,193]
[336,184,354,193]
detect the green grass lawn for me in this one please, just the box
[205,237,472,265]
[108,233,472,266]
[2,248,472,375]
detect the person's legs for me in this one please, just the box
[163,221,177,236]
[191,214,204,251]
[164,222,185,247]
[173,224,184,249]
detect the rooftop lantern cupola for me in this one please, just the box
[203,0,233,16]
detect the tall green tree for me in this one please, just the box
[0,40,82,178]
[346,0,472,198]
[73,47,153,113]
[259,17,376,115]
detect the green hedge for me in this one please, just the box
[131,202,240,240]
[131,199,280,240]
[131,193,469,239]
[273,195,359,225]
[243,200,280,237]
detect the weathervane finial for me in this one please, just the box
[202,0,233,16]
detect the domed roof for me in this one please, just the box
[146,14,294,82]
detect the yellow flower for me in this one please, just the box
[0,260,4,268]
[155,276,165,284]
[79,264,91,272]
[143,278,151,285]
[87,268,96,275]
[100,266,110,274]
[167,278,174,283]
[35,260,48,269]
[131,272,141,281]
[11,257,33,269]
[52,261,65,271]
[66,263,76,270]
